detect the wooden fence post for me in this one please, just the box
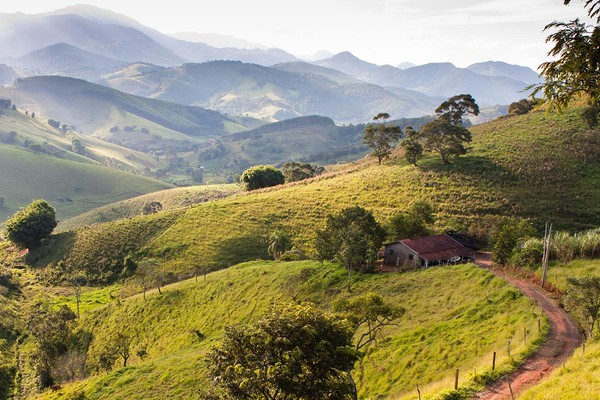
[505,377,515,400]
[416,384,421,400]
[454,369,459,390]
[492,351,496,371]
[507,340,511,356]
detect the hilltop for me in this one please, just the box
[25,107,600,282]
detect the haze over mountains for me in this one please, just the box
[0,4,543,195]
[0,5,539,119]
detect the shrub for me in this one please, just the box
[239,165,284,191]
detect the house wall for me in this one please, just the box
[384,242,420,266]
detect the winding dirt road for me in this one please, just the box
[472,253,583,400]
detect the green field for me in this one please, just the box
[533,259,600,292]
[58,183,240,231]
[0,145,171,223]
[30,262,543,400]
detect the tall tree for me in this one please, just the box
[3,199,57,249]
[400,126,423,166]
[418,117,472,164]
[362,113,402,165]
[435,94,480,126]
[315,206,385,291]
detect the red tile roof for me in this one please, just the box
[398,234,474,262]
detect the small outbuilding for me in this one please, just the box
[383,234,475,267]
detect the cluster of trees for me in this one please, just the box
[362,96,479,167]
[401,95,480,165]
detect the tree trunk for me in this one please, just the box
[347,368,358,400]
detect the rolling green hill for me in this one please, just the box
[0,145,171,223]
[29,262,543,400]
[0,76,254,138]
[25,107,600,282]
[58,183,239,232]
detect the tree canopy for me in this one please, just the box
[240,165,285,191]
[315,206,385,290]
[531,1,600,110]
[3,199,57,249]
[207,303,359,400]
[362,113,402,165]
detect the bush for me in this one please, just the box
[511,237,544,269]
[240,165,284,191]
[3,200,57,249]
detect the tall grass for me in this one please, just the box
[550,228,600,263]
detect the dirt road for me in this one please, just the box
[472,253,583,399]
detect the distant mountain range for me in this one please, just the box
[99,60,435,123]
[313,52,539,106]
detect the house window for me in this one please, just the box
[408,254,414,260]
[389,249,395,255]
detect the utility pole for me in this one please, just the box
[541,221,552,288]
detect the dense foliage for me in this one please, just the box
[207,303,359,400]
[532,1,600,110]
[4,199,57,248]
[240,165,285,191]
[315,206,385,289]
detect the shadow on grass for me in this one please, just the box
[418,155,517,186]
[210,234,269,269]
[26,231,77,268]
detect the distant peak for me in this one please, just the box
[333,51,359,60]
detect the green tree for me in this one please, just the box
[333,293,405,351]
[566,276,600,338]
[530,1,600,110]
[435,94,480,126]
[492,219,536,266]
[281,162,322,182]
[387,200,435,240]
[240,165,285,191]
[362,113,402,165]
[400,126,423,166]
[315,206,385,290]
[267,230,292,260]
[416,95,479,164]
[4,199,57,249]
[419,117,472,164]
[208,303,359,400]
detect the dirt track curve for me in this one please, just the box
[472,253,583,399]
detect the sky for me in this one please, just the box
[0,0,593,70]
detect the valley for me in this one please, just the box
[0,2,599,400]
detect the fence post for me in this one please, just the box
[454,368,459,390]
[416,384,421,400]
[507,340,511,356]
[492,351,496,371]
[505,377,515,400]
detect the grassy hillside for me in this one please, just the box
[58,183,239,231]
[0,106,163,172]
[31,262,543,400]
[519,340,597,399]
[0,76,256,137]
[0,145,171,223]
[27,108,600,280]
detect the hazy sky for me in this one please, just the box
[1,1,592,69]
